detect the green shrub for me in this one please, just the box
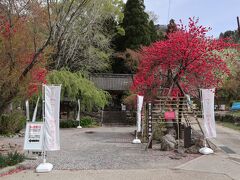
[0,111,25,135]
[80,116,98,127]
[224,114,235,123]
[80,116,92,127]
[0,152,25,169]
[60,120,78,128]
[215,113,240,124]
[215,114,223,122]
[60,116,98,128]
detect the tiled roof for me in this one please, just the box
[90,73,133,91]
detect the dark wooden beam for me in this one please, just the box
[237,16,240,36]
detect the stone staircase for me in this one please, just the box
[102,111,135,126]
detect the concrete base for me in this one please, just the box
[36,163,53,173]
[77,126,82,129]
[199,147,214,155]
[132,138,141,144]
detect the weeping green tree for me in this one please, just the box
[47,70,111,111]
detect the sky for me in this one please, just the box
[144,0,240,38]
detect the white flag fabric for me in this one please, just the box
[32,97,40,122]
[76,99,80,121]
[201,89,216,138]
[44,85,61,151]
[25,100,30,121]
[136,95,144,132]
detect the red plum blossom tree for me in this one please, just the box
[132,18,238,98]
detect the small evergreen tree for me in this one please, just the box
[122,0,151,50]
[149,20,159,42]
[111,0,160,73]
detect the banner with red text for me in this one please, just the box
[24,122,44,150]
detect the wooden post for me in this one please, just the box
[237,16,240,36]
[141,102,145,139]
[147,102,153,148]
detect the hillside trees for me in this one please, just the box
[0,0,51,112]
[219,30,240,43]
[218,49,240,102]
[0,0,120,113]
[50,0,124,73]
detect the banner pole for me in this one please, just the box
[200,89,206,147]
[42,84,46,163]
[200,90,208,148]
[101,109,104,126]
[77,99,82,128]
[36,84,54,172]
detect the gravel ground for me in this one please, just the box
[1,127,199,170]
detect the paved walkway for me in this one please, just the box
[191,116,240,155]
[1,126,240,179]
[0,168,232,180]
[211,124,240,155]
[175,152,240,180]
[1,127,199,170]
[187,121,240,180]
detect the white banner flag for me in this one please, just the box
[201,88,216,138]
[136,95,144,132]
[25,100,30,121]
[32,97,40,122]
[44,85,61,151]
[76,99,80,121]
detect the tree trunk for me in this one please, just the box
[0,87,19,114]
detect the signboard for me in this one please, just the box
[24,122,44,150]
[201,88,216,138]
[44,85,61,151]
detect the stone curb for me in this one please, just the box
[0,163,25,176]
